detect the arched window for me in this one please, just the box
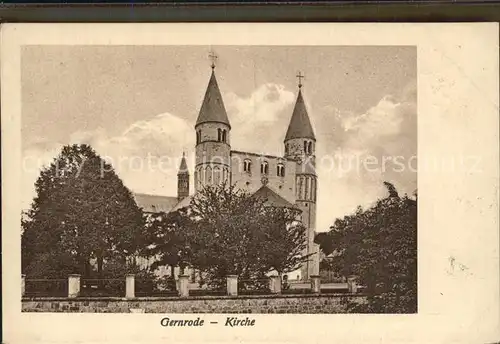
[196,130,201,144]
[200,167,205,185]
[243,159,252,173]
[222,130,227,143]
[217,128,222,142]
[304,176,310,200]
[298,176,304,199]
[308,141,313,155]
[214,167,221,185]
[304,140,308,154]
[261,161,269,175]
[312,178,316,202]
[277,164,285,177]
[206,166,212,184]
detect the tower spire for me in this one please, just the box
[177,151,189,201]
[195,54,231,128]
[284,80,315,142]
[178,152,189,175]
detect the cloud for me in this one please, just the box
[224,83,295,155]
[225,83,294,124]
[22,113,194,210]
[313,80,417,231]
[70,113,193,158]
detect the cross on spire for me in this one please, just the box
[209,50,218,69]
[296,71,305,88]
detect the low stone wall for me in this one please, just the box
[22,294,366,313]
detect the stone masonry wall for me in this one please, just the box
[22,294,366,313]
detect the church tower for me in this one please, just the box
[194,54,231,191]
[177,152,189,201]
[284,73,319,280]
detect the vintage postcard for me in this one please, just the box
[2,23,499,343]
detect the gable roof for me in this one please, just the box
[252,185,294,208]
[284,89,316,141]
[133,193,179,213]
[195,70,230,128]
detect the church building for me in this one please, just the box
[134,59,320,281]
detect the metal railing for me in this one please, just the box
[24,278,68,297]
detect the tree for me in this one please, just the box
[321,182,417,313]
[140,207,194,290]
[259,205,310,276]
[314,232,336,256]
[21,144,145,281]
[185,183,309,290]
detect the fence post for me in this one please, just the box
[178,275,190,297]
[21,274,26,297]
[226,275,238,296]
[347,276,358,293]
[68,274,81,298]
[126,274,135,299]
[310,275,321,294]
[269,275,281,294]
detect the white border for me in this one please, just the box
[2,23,499,344]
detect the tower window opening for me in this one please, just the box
[217,128,222,142]
[222,129,227,143]
[196,130,201,144]
[243,159,252,173]
[285,143,289,155]
[304,140,308,154]
[277,164,285,177]
[308,141,313,155]
[261,161,269,175]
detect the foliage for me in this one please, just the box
[314,232,336,256]
[139,207,194,290]
[258,205,311,275]
[21,144,145,279]
[318,182,417,313]
[185,183,309,290]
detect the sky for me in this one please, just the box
[21,45,417,232]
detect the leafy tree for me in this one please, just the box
[140,208,194,290]
[259,205,310,276]
[185,183,309,290]
[21,144,145,281]
[314,232,336,256]
[184,183,265,289]
[321,182,417,313]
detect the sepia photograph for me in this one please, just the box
[20,45,417,314]
[2,22,498,344]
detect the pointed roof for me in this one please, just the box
[252,186,294,208]
[195,69,230,128]
[178,152,189,175]
[284,88,315,141]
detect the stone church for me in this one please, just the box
[134,62,320,281]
